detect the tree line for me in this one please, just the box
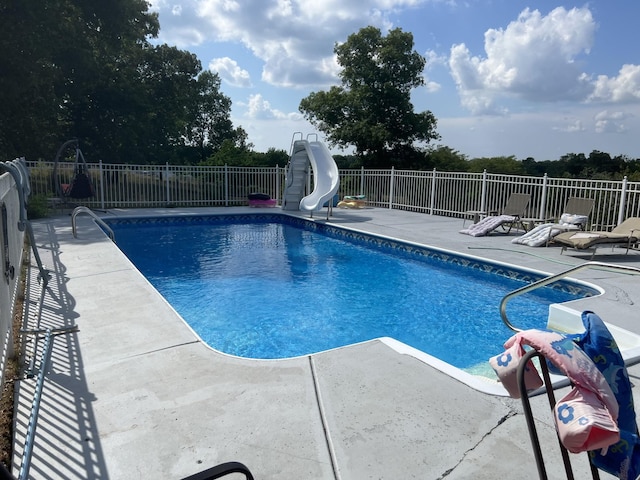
[331,147,640,181]
[0,0,247,165]
[2,1,638,181]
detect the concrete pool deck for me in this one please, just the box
[13,206,640,479]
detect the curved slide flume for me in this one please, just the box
[299,141,340,212]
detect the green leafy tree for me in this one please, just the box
[0,0,160,161]
[586,150,625,175]
[557,153,587,177]
[204,139,252,166]
[133,44,202,163]
[299,26,439,168]
[467,156,525,175]
[332,154,362,169]
[0,0,241,166]
[250,148,289,167]
[425,146,469,171]
[184,71,235,163]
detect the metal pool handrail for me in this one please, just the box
[71,206,114,241]
[500,261,640,332]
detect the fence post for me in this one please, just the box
[360,166,364,196]
[618,176,628,225]
[165,162,170,206]
[429,168,437,215]
[388,167,395,209]
[275,165,281,204]
[99,160,105,210]
[224,164,229,206]
[480,169,487,213]
[539,173,548,219]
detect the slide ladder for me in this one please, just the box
[282,138,310,210]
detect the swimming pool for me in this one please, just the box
[105,213,597,374]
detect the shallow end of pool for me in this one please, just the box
[548,303,640,366]
[378,337,511,396]
[380,301,640,398]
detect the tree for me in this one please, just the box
[0,0,160,162]
[133,44,202,164]
[251,148,289,167]
[299,26,439,167]
[467,156,525,175]
[0,0,241,166]
[558,153,587,177]
[586,150,625,175]
[425,146,469,171]
[184,71,235,163]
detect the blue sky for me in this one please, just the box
[148,0,640,160]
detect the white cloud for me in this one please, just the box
[449,7,596,114]
[436,104,640,160]
[594,110,631,134]
[589,64,640,103]
[149,0,428,88]
[242,94,303,121]
[552,119,585,133]
[424,49,447,69]
[208,57,252,87]
[425,80,441,93]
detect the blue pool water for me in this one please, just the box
[107,214,595,370]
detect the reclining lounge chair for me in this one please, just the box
[511,197,595,247]
[460,193,531,236]
[552,216,640,258]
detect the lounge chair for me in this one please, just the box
[512,197,595,247]
[460,193,531,236]
[552,216,640,258]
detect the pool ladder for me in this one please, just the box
[71,206,115,241]
[500,261,640,332]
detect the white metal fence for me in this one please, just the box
[25,161,640,230]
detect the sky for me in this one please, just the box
[147,0,640,161]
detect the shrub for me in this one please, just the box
[26,194,49,219]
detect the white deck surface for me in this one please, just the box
[13,206,640,479]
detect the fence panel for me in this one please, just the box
[390,170,433,213]
[339,169,366,199]
[545,178,624,230]
[358,169,392,208]
[432,171,483,217]
[483,174,543,218]
[625,180,640,220]
[24,161,640,231]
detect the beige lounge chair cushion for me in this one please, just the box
[555,232,631,249]
[553,217,640,250]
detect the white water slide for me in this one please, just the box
[284,138,340,212]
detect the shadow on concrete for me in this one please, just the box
[13,221,108,479]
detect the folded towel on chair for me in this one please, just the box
[512,214,588,246]
[460,215,516,237]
